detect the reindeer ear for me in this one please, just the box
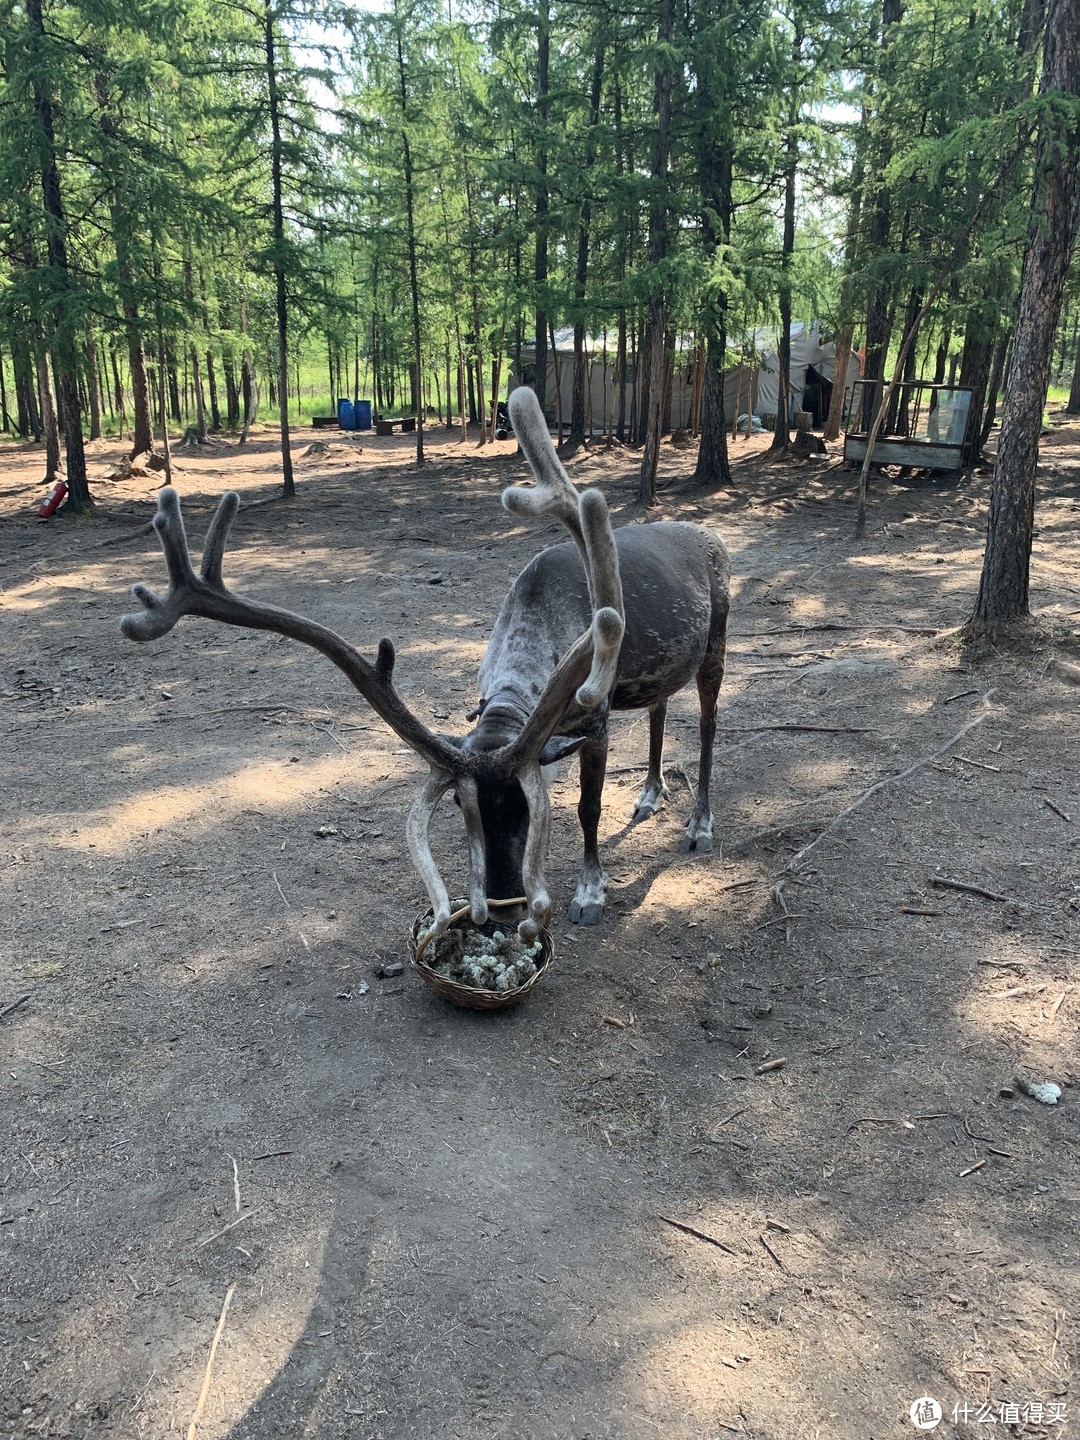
[539,734,587,766]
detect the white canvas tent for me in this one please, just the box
[516,323,860,434]
[751,322,862,424]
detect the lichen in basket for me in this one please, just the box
[419,916,543,993]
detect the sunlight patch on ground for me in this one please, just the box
[172,1232,328,1436]
[24,751,417,857]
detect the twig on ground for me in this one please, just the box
[0,994,31,1021]
[901,906,943,916]
[754,1058,787,1075]
[759,1234,785,1269]
[271,872,290,908]
[206,704,310,717]
[194,1208,260,1252]
[731,622,941,637]
[780,694,995,879]
[930,876,1008,903]
[717,723,877,735]
[312,722,348,752]
[668,762,694,795]
[250,1150,292,1162]
[227,1154,241,1214]
[959,1159,987,1178]
[659,1214,741,1257]
[1044,798,1072,822]
[751,912,806,933]
[187,1284,235,1440]
[1047,991,1069,1022]
[953,754,1001,772]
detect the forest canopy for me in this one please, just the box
[1,0,1077,517]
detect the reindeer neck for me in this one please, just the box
[469,697,531,753]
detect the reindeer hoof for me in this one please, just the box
[631,782,669,824]
[569,899,605,926]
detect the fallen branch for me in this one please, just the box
[194,1208,260,1252]
[0,994,31,1021]
[930,876,1008,903]
[731,622,942,637]
[187,1284,235,1440]
[759,1234,785,1269]
[659,1215,741,1257]
[717,723,877,735]
[781,695,995,878]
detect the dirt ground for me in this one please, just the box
[1,411,1078,1440]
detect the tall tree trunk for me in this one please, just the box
[445,336,454,429]
[969,0,1079,634]
[0,350,10,433]
[570,47,605,447]
[549,319,563,444]
[237,296,256,445]
[223,353,239,429]
[27,0,89,508]
[959,330,995,466]
[1068,333,1080,412]
[394,19,425,464]
[13,336,37,438]
[639,0,677,504]
[124,308,154,455]
[198,267,221,431]
[691,12,734,489]
[264,3,295,495]
[861,0,903,428]
[109,346,127,438]
[85,332,102,441]
[35,341,61,482]
[533,0,550,415]
[771,27,802,453]
[93,72,153,459]
[979,329,1012,449]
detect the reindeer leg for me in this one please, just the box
[568,732,609,925]
[681,637,726,855]
[631,700,670,822]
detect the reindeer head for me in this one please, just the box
[120,390,623,946]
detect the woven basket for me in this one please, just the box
[409,909,554,1011]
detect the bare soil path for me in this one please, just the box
[1,416,1078,1439]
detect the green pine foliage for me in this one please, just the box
[0,0,1070,483]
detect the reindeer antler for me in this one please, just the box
[503,387,585,549]
[497,408,625,765]
[121,488,465,776]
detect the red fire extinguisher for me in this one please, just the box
[36,481,67,519]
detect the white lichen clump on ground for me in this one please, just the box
[419,915,543,992]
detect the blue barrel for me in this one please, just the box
[336,397,355,430]
[354,399,372,431]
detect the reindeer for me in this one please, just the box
[121,386,729,943]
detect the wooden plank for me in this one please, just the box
[843,436,962,472]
